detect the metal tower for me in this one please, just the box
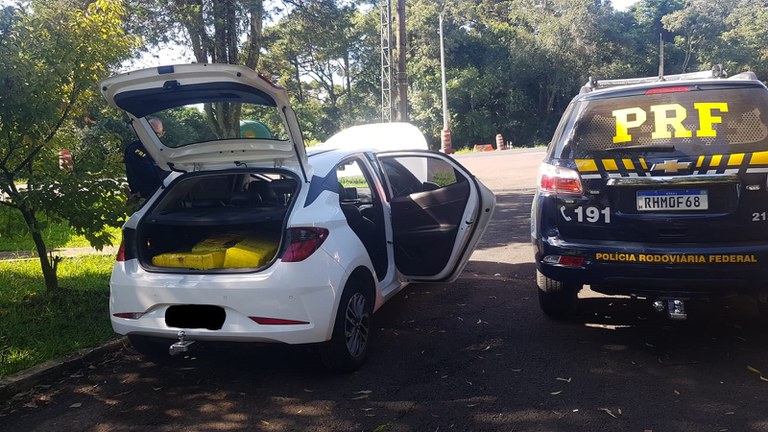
[380,0,394,122]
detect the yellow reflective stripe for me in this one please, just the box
[575,159,598,172]
[602,159,618,171]
[622,159,635,170]
[727,153,744,166]
[710,154,723,167]
[696,155,705,168]
[639,158,648,170]
[750,151,768,165]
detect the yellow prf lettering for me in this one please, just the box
[650,104,693,140]
[612,107,646,143]
[695,102,728,137]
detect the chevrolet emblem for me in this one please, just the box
[651,160,691,174]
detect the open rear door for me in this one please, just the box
[377,151,495,282]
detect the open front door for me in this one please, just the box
[377,151,495,283]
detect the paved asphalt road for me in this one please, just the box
[2,149,768,432]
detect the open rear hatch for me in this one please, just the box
[100,64,308,177]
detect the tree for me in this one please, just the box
[0,0,137,291]
[723,0,768,78]
[661,0,739,73]
[260,1,380,141]
[164,0,266,138]
[403,0,638,148]
[123,0,767,151]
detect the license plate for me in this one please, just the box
[636,189,708,211]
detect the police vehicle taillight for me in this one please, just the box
[543,255,585,267]
[645,86,691,95]
[538,162,583,196]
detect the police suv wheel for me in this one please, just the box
[536,270,579,318]
[756,293,768,321]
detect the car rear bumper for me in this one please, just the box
[109,250,345,345]
[534,236,768,298]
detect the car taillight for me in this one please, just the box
[114,228,137,262]
[116,239,126,262]
[282,227,329,262]
[538,163,584,196]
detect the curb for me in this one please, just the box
[0,338,126,403]
[0,246,118,261]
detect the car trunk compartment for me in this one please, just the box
[138,170,297,271]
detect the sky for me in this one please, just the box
[612,0,639,11]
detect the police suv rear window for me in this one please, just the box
[561,86,768,159]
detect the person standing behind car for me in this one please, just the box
[124,117,169,200]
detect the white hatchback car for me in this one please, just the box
[101,64,496,371]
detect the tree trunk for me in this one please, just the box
[344,53,352,102]
[244,0,264,69]
[175,0,210,63]
[19,203,58,291]
[682,37,693,73]
[292,58,303,103]
[225,0,238,64]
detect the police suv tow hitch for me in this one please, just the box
[652,299,688,320]
[169,330,195,355]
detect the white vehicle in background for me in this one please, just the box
[101,63,496,372]
[321,122,430,184]
[321,122,429,151]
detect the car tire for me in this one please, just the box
[128,335,174,362]
[320,276,374,373]
[536,270,579,318]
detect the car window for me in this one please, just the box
[336,159,374,205]
[147,101,289,148]
[381,156,465,198]
[561,87,768,159]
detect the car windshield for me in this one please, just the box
[560,86,768,159]
[146,101,289,149]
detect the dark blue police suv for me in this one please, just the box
[531,67,768,320]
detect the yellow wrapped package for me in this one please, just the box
[224,237,279,268]
[192,233,242,252]
[152,250,226,270]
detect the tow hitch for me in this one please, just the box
[652,299,688,320]
[169,330,195,355]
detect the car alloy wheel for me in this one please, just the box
[320,275,374,373]
[344,292,370,358]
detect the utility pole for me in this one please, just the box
[380,0,394,122]
[396,0,408,122]
[439,12,453,153]
[439,12,448,131]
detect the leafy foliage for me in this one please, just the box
[0,0,137,290]
[126,0,765,150]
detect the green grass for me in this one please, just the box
[0,211,121,252]
[0,255,116,376]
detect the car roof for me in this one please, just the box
[577,70,765,101]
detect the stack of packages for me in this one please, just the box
[152,232,278,270]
